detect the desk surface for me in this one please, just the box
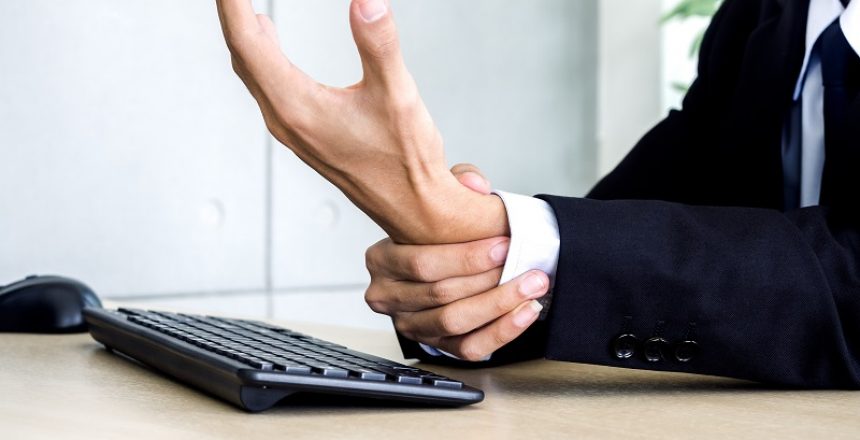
[3,320,860,440]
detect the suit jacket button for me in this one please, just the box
[612,334,639,359]
[643,337,670,362]
[674,340,699,362]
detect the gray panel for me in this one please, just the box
[270,0,598,287]
[0,1,267,295]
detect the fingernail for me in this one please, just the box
[358,0,387,22]
[462,172,490,193]
[518,271,547,298]
[489,240,509,264]
[513,300,543,327]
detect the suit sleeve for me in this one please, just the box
[537,195,860,388]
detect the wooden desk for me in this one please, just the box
[3,321,859,439]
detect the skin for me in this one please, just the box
[216,0,548,361]
[364,166,550,360]
[215,0,507,244]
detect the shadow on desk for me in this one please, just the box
[85,344,474,414]
[85,340,787,416]
[436,359,794,398]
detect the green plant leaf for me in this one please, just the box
[671,81,690,93]
[688,29,706,58]
[661,0,721,23]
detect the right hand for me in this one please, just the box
[215,0,507,244]
[364,165,549,361]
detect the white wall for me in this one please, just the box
[0,0,599,329]
[597,0,664,177]
[0,1,268,297]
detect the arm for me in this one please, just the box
[217,1,550,364]
[215,0,507,244]
[538,197,860,388]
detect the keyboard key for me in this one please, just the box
[395,375,422,385]
[243,358,273,370]
[270,360,312,375]
[423,376,463,389]
[349,369,387,381]
[308,365,348,378]
[373,367,423,385]
[118,308,148,316]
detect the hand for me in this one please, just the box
[364,165,549,361]
[215,0,507,244]
[365,235,548,361]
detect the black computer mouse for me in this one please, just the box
[0,275,102,333]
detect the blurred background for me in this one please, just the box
[0,0,712,329]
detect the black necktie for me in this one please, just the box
[842,0,850,7]
[817,19,860,205]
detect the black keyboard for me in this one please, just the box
[84,308,483,411]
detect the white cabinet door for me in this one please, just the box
[0,1,267,296]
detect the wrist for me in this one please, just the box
[408,176,509,244]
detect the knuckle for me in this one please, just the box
[462,246,488,273]
[364,239,392,276]
[386,90,420,118]
[367,30,399,60]
[494,288,518,313]
[455,341,487,362]
[364,244,382,274]
[392,318,412,338]
[224,28,260,55]
[436,309,465,336]
[491,328,512,348]
[406,253,432,281]
[363,285,388,314]
[427,280,453,305]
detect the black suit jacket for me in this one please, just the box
[399,0,860,388]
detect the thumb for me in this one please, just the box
[349,0,410,91]
[451,163,492,195]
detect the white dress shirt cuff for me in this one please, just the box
[841,0,860,57]
[419,191,561,359]
[493,191,561,301]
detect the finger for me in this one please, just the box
[366,237,510,282]
[215,0,260,39]
[398,270,549,338]
[434,299,544,361]
[366,267,503,314]
[451,163,491,194]
[215,4,320,131]
[348,0,410,91]
[450,163,490,187]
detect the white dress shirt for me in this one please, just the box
[422,0,860,359]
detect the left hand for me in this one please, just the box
[365,235,549,361]
[215,0,507,244]
[364,165,548,360]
